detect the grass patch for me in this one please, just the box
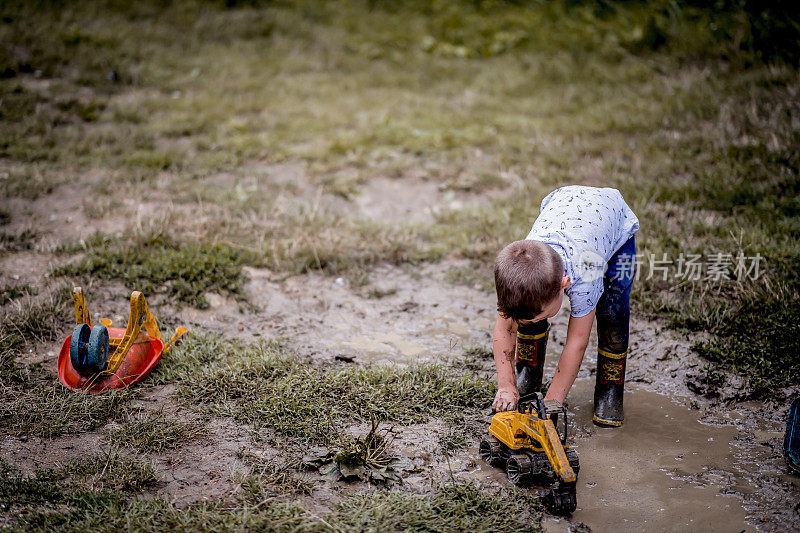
[168,333,493,446]
[437,410,485,454]
[0,284,71,353]
[54,231,256,308]
[444,260,494,292]
[1,457,540,533]
[0,227,40,254]
[366,286,398,299]
[259,207,434,276]
[693,287,800,393]
[59,452,159,492]
[0,460,73,514]
[238,451,315,498]
[0,282,38,306]
[0,455,156,516]
[0,166,64,200]
[104,408,208,452]
[147,328,236,385]
[332,483,540,532]
[0,381,131,439]
[0,334,27,385]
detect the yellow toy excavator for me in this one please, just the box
[479,393,579,515]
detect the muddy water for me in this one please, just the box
[179,264,795,530]
[544,382,755,532]
[462,382,756,532]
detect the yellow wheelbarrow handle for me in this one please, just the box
[72,286,188,376]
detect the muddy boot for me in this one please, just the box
[594,235,636,427]
[593,349,627,427]
[785,396,800,475]
[515,319,549,399]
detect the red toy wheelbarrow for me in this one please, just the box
[58,287,187,392]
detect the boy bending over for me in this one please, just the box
[492,185,639,427]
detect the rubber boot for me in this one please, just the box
[785,396,800,475]
[594,235,635,427]
[593,349,627,427]
[515,319,549,399]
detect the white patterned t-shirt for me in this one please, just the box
[525,186,639,317]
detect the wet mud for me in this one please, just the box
[172,262,799,531]
[181,262,497,365]
[545,385,753,532]
[7,252,798,529]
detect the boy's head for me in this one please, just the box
[494,240,568,322]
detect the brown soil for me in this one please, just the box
[2,167,798,532]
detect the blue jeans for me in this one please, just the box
[597,236,636,355]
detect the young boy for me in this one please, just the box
[491,185,639,427]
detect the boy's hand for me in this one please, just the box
[492,388,519,412]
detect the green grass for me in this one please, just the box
[0,283,38,306]
[1,457,541,533]
[103,408,208,452]
[0,227,40,254]
[0,455,156,512]
[693,291,800,393]
[58,453,159,492]
[0,0,798,392]
[331,483,541,532]
[0,380,131,439]
[0,284,71,353]
[238,451,316,498]
[54,231,256,308]
[165,333,493,446]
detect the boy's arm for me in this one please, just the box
[492,313,519,412]
[544,309,595,404]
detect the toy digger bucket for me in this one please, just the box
[57,287,187,393]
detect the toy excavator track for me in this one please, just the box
[479,393,579,515]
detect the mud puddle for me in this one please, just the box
[550,384,754,532]
[459,383,757,532]
[168,262,798,529]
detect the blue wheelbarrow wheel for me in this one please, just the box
[785,396,800,475]
[70,323,91,375]
[87,325,109,374]
[70,324,109,377]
